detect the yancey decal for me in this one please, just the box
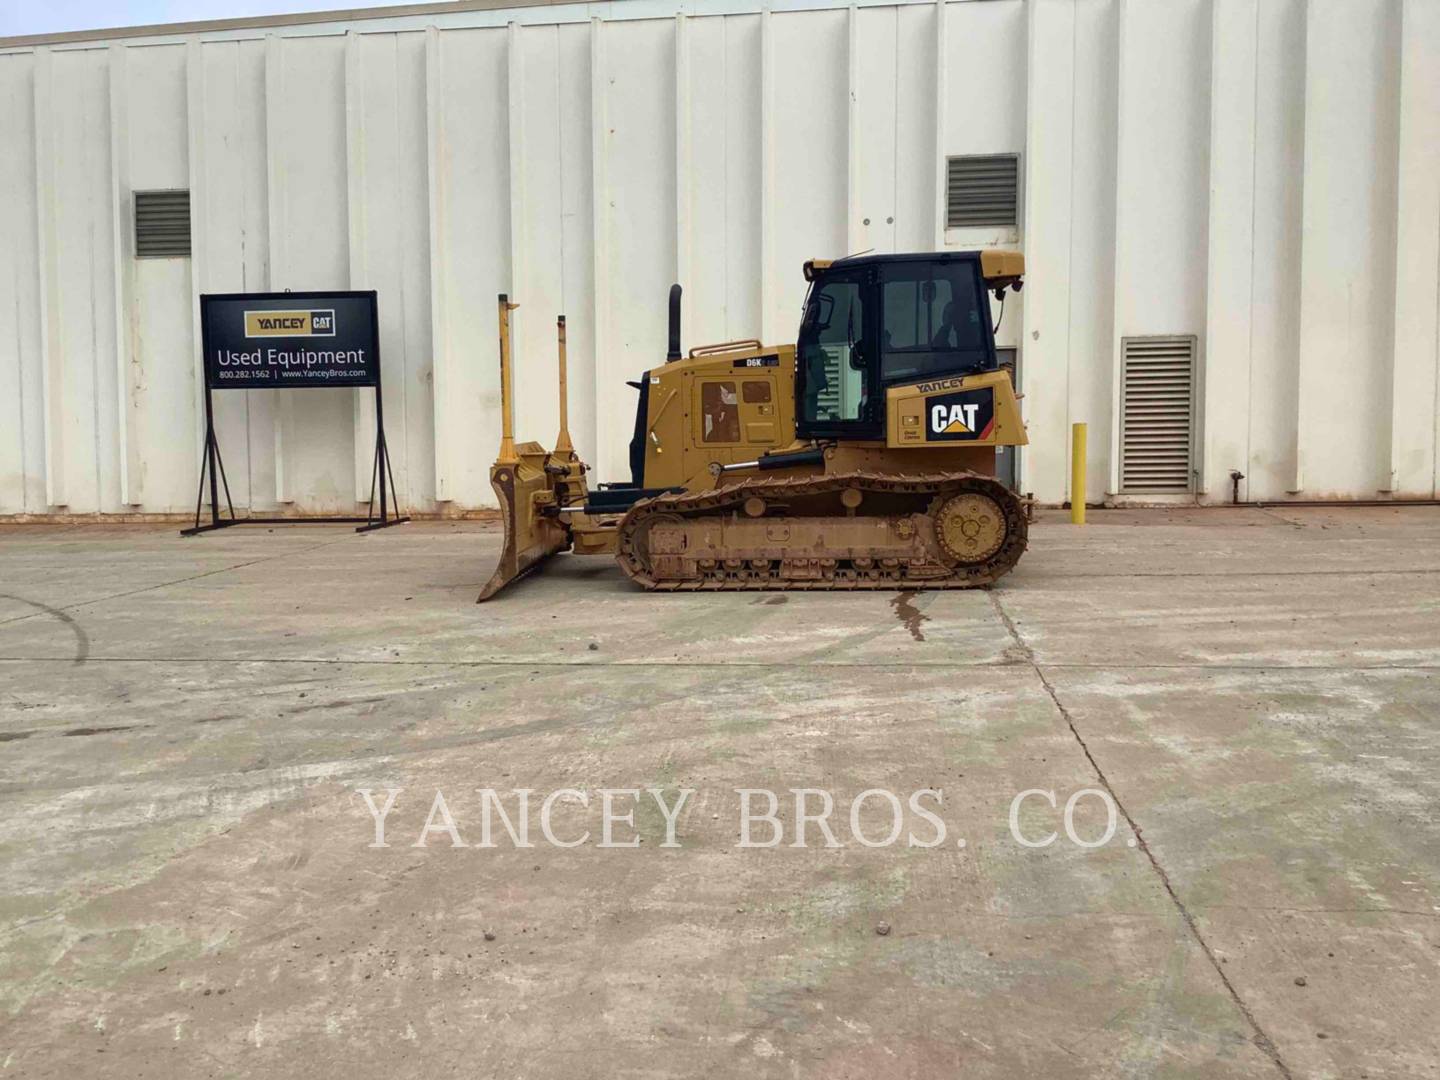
[914,376,966,394]
[244,310,337,338]
[926,386,996,441]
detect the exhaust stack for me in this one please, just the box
[666,284,682,362]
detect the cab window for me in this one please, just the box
[880,261,990,383]
[799,273,870,425]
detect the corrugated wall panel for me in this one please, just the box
[554,22,595,471]
[601,17,676,485]
[351,31,435,511]
[1018,0,1074,503]
[436,27,509,508]
[271,35,354,511]
[121,45,192,512]
[685,14,736,351]
[1390,0,1440,497]
[1244,0,1305,501]
[850,6,898,255]
[510,22,568,461]
[719,14,762,345]
[1295,0,1401,497]
[892,3,937,256]
[1108,0,1211,496]
[49,48,116,513]
[769,10,846,350]
[197,39,265,512]
[1066,0,1119,505]
[1202,0,1257,501]
[0,54,41,513]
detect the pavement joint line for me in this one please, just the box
[1,656,1438,673]
[986,589,1296,1080]
[1025,567,1440,579]
[1190,905,1440,920]
[0,533,365,631]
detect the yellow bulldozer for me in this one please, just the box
[479,249,1029,600]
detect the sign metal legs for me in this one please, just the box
[181,385,409,536]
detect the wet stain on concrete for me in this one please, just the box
[890,591,929,642]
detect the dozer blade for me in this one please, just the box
[480,298,588,601]
[478,443,571,602]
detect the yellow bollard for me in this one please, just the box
[1070,423,1087,525]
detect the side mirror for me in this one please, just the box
[805,292,836,334]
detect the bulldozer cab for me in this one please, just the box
[796,251,1008,442]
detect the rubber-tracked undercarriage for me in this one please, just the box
[479,250,1030,601]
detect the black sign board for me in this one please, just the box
[184,290,406,536]
[202,291,380,389]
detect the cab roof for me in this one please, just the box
[803,249,1024,287]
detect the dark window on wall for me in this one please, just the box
[134,190,192,257]
[945,155,1019,229]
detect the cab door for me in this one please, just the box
[795,266,881,440]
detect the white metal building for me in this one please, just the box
[1,0,1437,517]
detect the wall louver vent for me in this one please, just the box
[134,190,191,258]
[945,155,1019,229]
[1119,336,1196,494]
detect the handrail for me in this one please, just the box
[688,339,764,359]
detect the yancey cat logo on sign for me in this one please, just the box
[926,386,996,441]
[243,310,337,337]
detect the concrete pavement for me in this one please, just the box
[0,507,1437,1078]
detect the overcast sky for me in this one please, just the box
[1,0,404,37]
